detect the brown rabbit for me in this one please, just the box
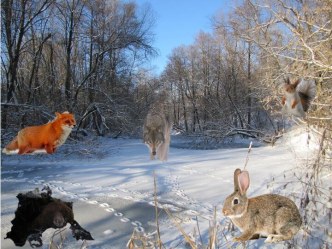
[222,168,302,243]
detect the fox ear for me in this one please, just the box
[238,170,250,195]
[55,112,61,118]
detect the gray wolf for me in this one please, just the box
[143,103,172,162]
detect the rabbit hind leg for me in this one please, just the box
[265,233,293,243]
[265,222,299,243]
[265,234,284,243]
[234,230,256,242]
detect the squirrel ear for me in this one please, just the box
[233,168,242,192]
[285,77,291,85]
[238,170,250,195]
[293,78,301,87]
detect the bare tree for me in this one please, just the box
[1,0,53,127]
[1,0,157,136]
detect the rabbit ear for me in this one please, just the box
[238,170,250,195]
[233,168,242,192]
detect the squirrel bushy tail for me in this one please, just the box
[296,79,316,112]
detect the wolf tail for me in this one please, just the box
[297,79,316,112]
[2,136,19,154]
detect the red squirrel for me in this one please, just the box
[282,78,316,118]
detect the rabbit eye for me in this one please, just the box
[233,198,239,205]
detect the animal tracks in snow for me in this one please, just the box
[2,173,150,235]
[131,221,142,227]
[103,229,113,235]
[120,218,130,223]
[162,174,213,217]
[67,182,147,231]
[88,200,98,205]
[1,165,214,244]
[182,165,224,181]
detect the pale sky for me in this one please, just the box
[135,0,232,74]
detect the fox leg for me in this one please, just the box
[291,100,298,109]
[17,135,30,154]
[18,145,31,154]
[45,144,55,154]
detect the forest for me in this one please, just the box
[1,0,331,248]
[1,0,331,140]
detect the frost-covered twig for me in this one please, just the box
[164,208,197,249]
[243,141,253,171]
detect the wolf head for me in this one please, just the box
[143,126,165,159]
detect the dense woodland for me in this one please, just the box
[1,0,331,141]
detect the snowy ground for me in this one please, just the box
[0,128,324,248]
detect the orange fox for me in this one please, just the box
[2,112,76,155]
[281,78,316,118]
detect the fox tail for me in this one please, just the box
[2,136,19,154]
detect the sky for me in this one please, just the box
[135,0,232,74]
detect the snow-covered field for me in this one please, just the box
[0,127,328,248]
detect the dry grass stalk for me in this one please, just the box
[208,208,218,249]
[49,228,67,249]
[48,228,88,249]
[243,141,253,171]
[153,172,162,249]
[126,230,156,249]
[164,207,197,249]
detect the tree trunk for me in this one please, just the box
[65,5,75,110]
[247,42,252,127]
[2,0,27,127]
[180,84,188,132]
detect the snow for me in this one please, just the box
[0,127,329,248]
